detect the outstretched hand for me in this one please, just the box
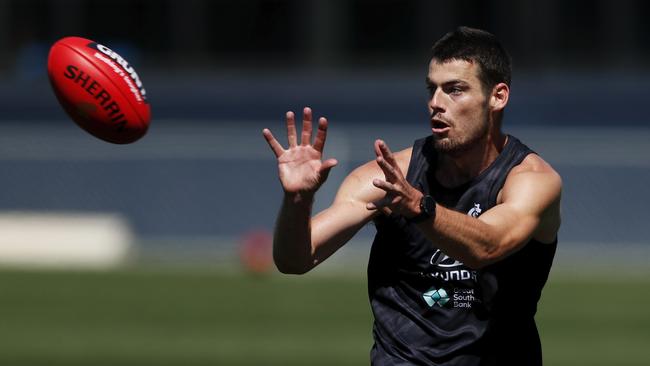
[367,140,423,217]
[263,107,338,196]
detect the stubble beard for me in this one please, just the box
[433,116,490,155]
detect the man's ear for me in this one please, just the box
[490,83,509,112]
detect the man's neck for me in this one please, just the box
[435,131,507,188]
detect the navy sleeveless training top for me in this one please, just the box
[368,135,557,365]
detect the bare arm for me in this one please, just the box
[263,108,388,274]
[416,166,561,268]
[368,139,562,269]
[271,168,381,274]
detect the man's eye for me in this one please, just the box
[449,87,462,95]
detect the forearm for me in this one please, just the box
[273,193,316,274]
[415,205,501,269]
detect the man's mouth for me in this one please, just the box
[431,119,451,133]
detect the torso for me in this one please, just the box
[395,144,559,245]
[367,135,557,366]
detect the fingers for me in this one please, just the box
[286,111,298,147]
[301,107,312,146]
[312,117,328,153]
[366,195,394,212]
[287,107,329,150]
[376,155,400,182]
[368,175,411,214]
[375,139,397,166]
[366,178,397,211]
[372,177,397,192]
[374,139,403,183]
[262,128,285,157]
[367,179,402,215]
[288,107,324,147]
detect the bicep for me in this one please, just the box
[309,163,386,264]
[310,201,373,263]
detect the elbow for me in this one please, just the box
[464,245,501,270]
[273,257,313,275]
[275,263,310,275]
[464,237,518,269]
[272,239,317,275]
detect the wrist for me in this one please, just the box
[409,194,437,223]
[284,191,315,205]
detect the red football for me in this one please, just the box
[47,37,151,144]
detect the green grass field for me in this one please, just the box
[0,267,648,365]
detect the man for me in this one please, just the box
[262,26,561,365]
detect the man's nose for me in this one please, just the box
[428,88,444,113]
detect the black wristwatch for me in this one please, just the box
[410,194,436,223]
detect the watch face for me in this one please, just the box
[411,195,436,223]
[422,195,436,216]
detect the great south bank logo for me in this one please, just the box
[423,286,450,307]
[468,203,482,218]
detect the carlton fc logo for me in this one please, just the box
[468,203,482,218]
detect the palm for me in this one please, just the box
[263,108,337,195]
[278,146,324,193]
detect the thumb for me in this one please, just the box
[319,158,338,182]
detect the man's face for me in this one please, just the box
[426,59,490,154]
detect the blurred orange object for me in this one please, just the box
[239,229,273,275]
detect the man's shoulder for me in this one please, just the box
[500,152,562,207]
[495,135,562,203]
[510,153,560,181]
[502,149,562,243]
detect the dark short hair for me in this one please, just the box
[431,26,512,93]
